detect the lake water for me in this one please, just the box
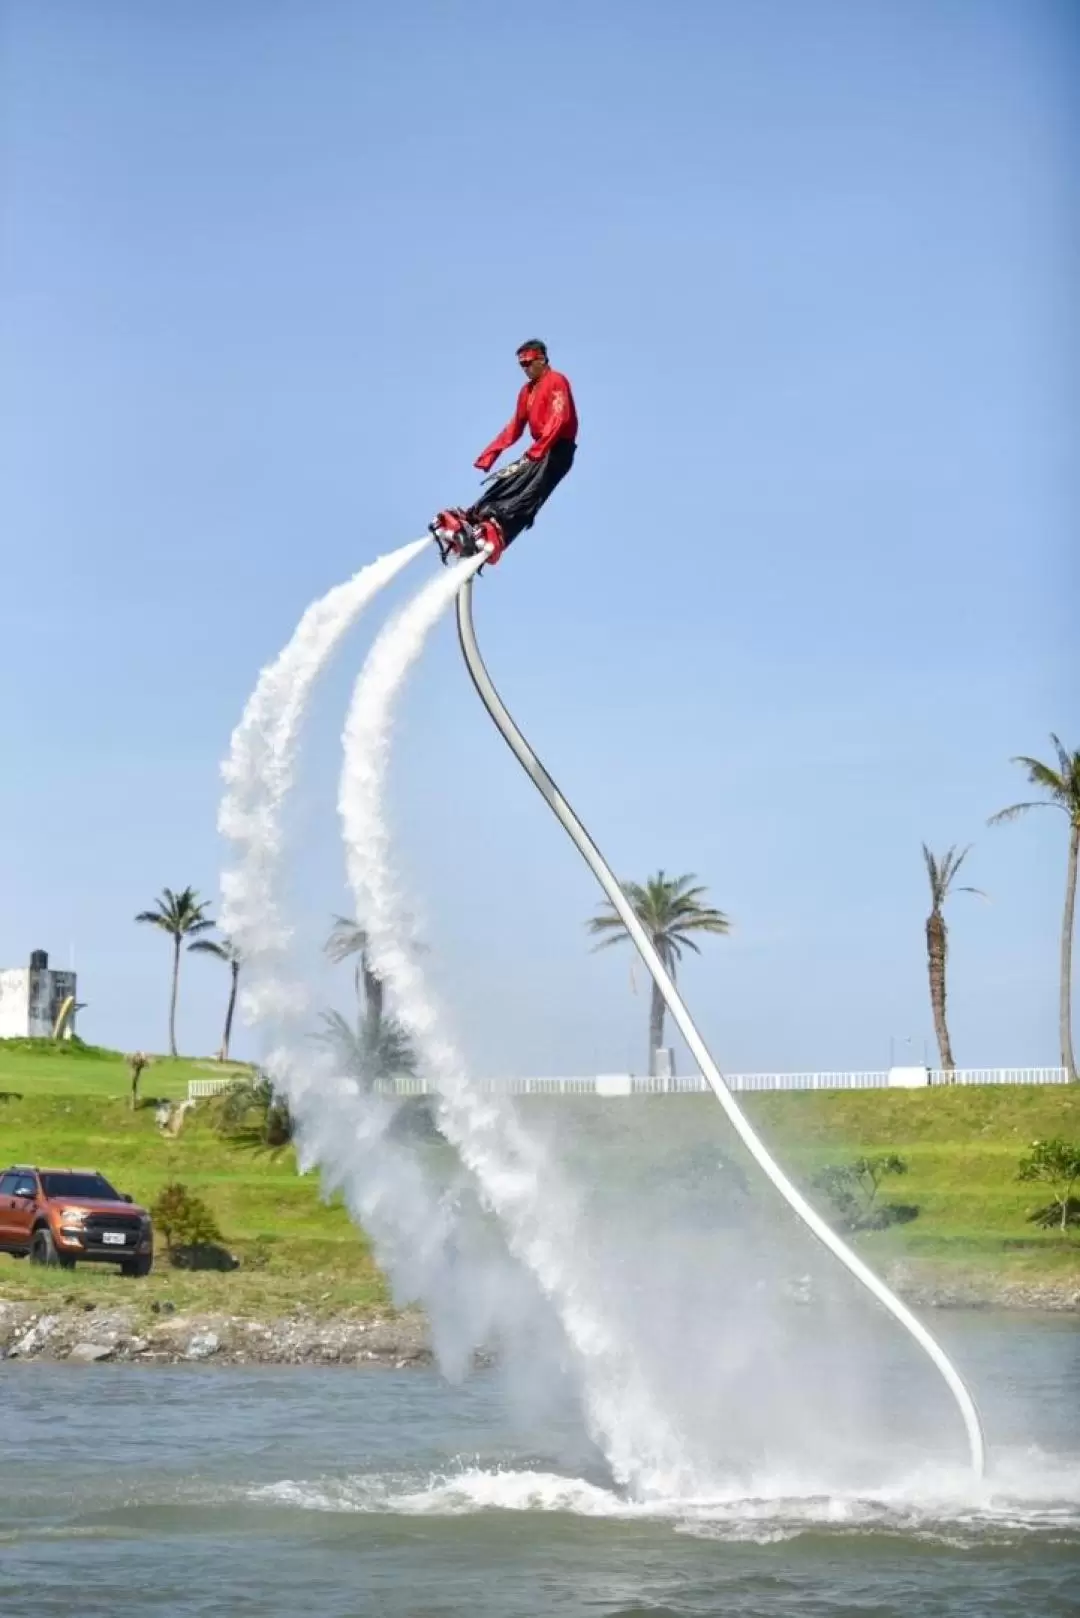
[2,1312,1078,1618]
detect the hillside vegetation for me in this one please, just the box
[1,1041,1077,1319]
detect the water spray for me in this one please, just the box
[455,577,987,1481]
[339,559,689,1494]
[215,539,526,1375]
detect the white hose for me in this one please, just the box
[455,578,986,1480]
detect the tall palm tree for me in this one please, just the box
[135,886,214,1057]
[989,735,1080,1081]
[324,916,383,1032]
[587,871,730,1075]
[921,844,983,1076]
[188,936,241,1061]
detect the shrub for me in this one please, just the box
[215,1074,294,1146]
[150,1181,224,1251]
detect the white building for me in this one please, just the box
[0,950,78,1039]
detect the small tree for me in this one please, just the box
[127,1050,150,1111]
[1017,1138,1080,1233]
[149,1182,224,1251]
[813,1154,916,1231]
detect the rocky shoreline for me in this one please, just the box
[0,1298,436,1368]
[1,1269,1077,1369]
[882,1263,1080,1315]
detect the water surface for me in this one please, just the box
[2,1312,1077,1617]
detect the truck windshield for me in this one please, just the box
[40,1173,121,1200]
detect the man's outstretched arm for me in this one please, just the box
[474,387,528,472]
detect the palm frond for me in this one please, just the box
[1012,757,1068,799]
[324,915,368,965]
[1050,733,1072,781]
[189,937,239,962]
[921,843,944,906]
[987,800,1052,827]
[923,843,985,909]
[672,911,730,933]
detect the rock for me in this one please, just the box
[157,1099,196,1137]
[11,1315,60,1358]
[186,1331,221,1360]
[67,1343,114,1364]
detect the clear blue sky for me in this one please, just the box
[2,0,1076,1075]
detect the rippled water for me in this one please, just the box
[2,1312,1078,1617]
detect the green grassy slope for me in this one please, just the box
[0,1040,388,1316]
[2,1042,1077,1316]
[0,1039,228,1099]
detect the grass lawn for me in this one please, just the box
[2,1039,1078,1318]
[0,1039,390,1319]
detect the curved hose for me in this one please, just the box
[456,578,985,1480]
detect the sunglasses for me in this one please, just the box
[518,353,543,366]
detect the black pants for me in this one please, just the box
[469,439,576,547]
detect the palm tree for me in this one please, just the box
[989,735,1080,1081]
[313,1008,418,1092]
[135,886,215,1057]
[188,937,241,1061]
[921,845,983,1076]
[587,871,730,1075]
[324,916,383,1032]
[324,914,425,1037]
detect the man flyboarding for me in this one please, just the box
[429,339,578,567]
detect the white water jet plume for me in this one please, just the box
[218,539,427,963]
[337,561,691,1498]
[215,538,536,1377]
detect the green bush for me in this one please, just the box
[215,1074,294,1147]
[150,1181,224,1251]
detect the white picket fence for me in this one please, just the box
[187,1065,1069,1101]
[187,1077,240,1098]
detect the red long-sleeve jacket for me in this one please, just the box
[474,369,578,471]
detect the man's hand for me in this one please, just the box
[474,450,498,473]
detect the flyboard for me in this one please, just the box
[454,575,986,1480]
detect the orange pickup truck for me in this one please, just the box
[0,1165,154,1277]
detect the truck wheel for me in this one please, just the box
[121,1255,153,1278]
[30,1228,59,1267]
